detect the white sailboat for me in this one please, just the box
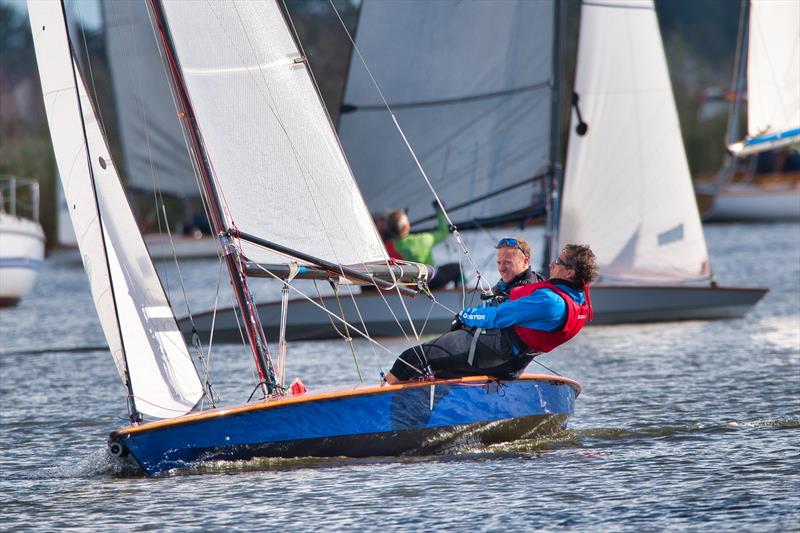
[181,0,766,344]
[0,176,45,307]
[698,0,800,222]
[558,0,766,309]
[29,0,580,475]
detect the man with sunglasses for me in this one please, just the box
[490,237,544,304]
[384,240,597,384]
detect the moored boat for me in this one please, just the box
[0,176,45,307]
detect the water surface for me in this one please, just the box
[1,223,798,531]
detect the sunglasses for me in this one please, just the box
[553,256,575,269]
[496,238,528,257]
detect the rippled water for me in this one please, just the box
[1,223,798,531]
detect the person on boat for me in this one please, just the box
[386,205,462,290]
[487,237,544,304]
[383,240,597,384]
[372,211,403,261]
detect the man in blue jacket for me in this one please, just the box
[383,239,596,384]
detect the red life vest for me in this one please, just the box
[508,280,591,352]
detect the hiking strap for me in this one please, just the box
[467,328,483,366]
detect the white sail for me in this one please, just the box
[28,0,204,419]
[730,0,800,156]
[559,0,710,283]
[338,0,556,227]
[158,0,386,267]
[102,0,199,198]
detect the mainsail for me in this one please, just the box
[156,0,387,267]
[337,0,557,228]
[102,0,198,198]
[29,0,204,419]
[558,0,710,283]
[728,0,800,156]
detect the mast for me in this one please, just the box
[58,0,141,423]
[147,0,277,396]
[543,0,564,274]
[726,0,750,149]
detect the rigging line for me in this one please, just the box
[342,282,383,372]
[234,4,410,304]
[329,0,491,294]
[143,0,227,315]
[61,2,140,423]
[312,280,349,339]
[227,1,425,347]
[342,81,551,112]
[73,2,109,143]
[530,357,562,377]
[252,263,396,356]
[330,282,363,383]
[217,2,388,297]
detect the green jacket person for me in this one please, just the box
[387,208,461,290]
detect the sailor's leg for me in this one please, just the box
[387,329,474,381]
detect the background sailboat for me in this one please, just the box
[29,0,580,475]
[696,0,800,222]
[557,0,766,318]
[0,176,45,306]
[181,0,766,344]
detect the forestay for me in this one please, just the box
[29,0,204,419]
[158,0,386,267]
[103,0,198,198]
[736,0,800,154]
[558,0,710,283]
[338,0,556,228]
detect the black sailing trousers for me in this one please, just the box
[389,327,537,381]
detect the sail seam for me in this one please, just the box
[343,81,551,112]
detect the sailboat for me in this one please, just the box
[557,0,766,309]
[180,0,766,344]
[29,0,580,475]
[696,0,800,222]
[0,176,45,306]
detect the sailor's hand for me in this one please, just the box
[449,313,464,331]
[431,199,446,211]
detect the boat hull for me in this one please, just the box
[110,375,579,475]
[696,174,800,222]
[179,284,768,343]
[0,213,45,307]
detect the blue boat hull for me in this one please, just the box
[110,375,580,475]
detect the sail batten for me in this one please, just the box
[337,0,556,229]
[29,0,204,420]
[157,0,386,267]
[559,0,710,283]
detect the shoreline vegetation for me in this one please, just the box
[1,0,739,251]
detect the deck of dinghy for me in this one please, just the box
[110,374,580,475]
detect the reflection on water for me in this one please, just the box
[0,223,798,530]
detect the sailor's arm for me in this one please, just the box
[459,289,566,330]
